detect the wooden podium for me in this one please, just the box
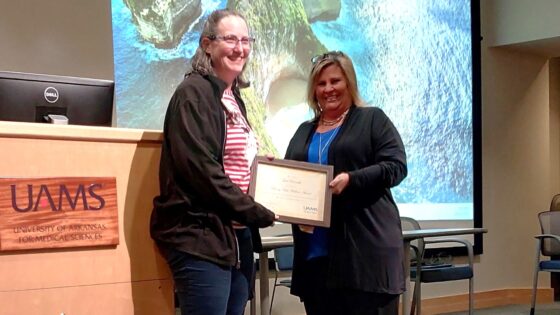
[0,121,173,315]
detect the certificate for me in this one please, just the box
[249,156,333,227]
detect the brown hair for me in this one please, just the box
[189,9,250,88]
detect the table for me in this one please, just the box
[253,235,294,315]
[255,228,487,315]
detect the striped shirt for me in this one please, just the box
[221,90,258,194]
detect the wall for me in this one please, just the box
[549,58,560,199]
[471,44,551,295]
[0,0,114,80]
[3,0,560,313]
[485,0,560,47]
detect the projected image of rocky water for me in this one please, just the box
[111,0,473,221]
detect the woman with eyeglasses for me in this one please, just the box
[285,51,407,315]
[150,9,276,315]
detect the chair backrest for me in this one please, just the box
[400,216,425,263]
[551,194,560,211]
[538,211,560,256]
[274,246,294,272]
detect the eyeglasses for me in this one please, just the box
[209,34,255,47]
[311,51,344,65]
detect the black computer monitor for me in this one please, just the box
[0,71,114,126]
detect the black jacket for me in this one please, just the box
[285,105,407,295]
[150,73,275,267]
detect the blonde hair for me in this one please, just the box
[306,51,365,119]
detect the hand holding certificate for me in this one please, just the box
[248,156,333,227]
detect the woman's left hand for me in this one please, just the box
[329,172,349,195]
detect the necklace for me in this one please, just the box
[320,108,349,126]
[318,127,339,165]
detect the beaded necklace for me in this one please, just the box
[320,108,349,126]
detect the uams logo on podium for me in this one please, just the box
[0,177,118,251]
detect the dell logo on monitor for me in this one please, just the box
[44,87,59,103]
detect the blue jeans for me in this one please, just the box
[159,228,254,315]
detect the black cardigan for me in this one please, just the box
[285,105,407,295]
[150,73,275,267]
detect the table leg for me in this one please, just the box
[402,240,411,315]
[250,296,256,315]
[259,251,270,315]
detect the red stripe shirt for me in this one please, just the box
[222,90,258,194]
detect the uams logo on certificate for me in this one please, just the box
[44,87,59,103]
[303,205,318,214]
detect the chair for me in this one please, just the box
[400,217,474,315]
[530,211,560,315]
[550,194,560,211]
[548,194,560,300]
[269,245,294,315]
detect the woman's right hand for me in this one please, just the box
[298,225,314,234]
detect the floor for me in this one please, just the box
[441,303,560,314]
[173,302,560,315]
